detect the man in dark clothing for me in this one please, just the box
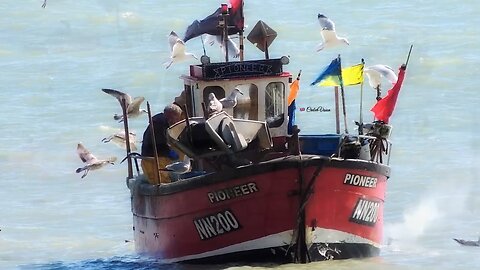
[141,103,183,184]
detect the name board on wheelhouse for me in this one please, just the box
[193,210,241,240]
[191,59,284,80]
[349,198,380,227]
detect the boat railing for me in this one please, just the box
[336,134,392,165]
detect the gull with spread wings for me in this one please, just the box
[102,131,138,151]
[164,31,198,69]
[316,14,349,52]
[204,34,240,59]
[102,88,147,122]
[75,143,117,179]
[364,64,398,100]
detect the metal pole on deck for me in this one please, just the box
[359,59,365,133]
[239,30,244,61]
[334,86,340,134]
[221,4,229,63]
[121,98,133,179]
[338,55,348,134]
[147,102,161,185]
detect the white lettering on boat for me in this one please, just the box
[349,198,380,226]
[207,182,259,203]
[213,63,273,78]
[343,173,378,188]
[194,210,241,240]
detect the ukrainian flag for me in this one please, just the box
[319,63,364,87]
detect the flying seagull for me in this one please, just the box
[207,92,223,115]
[364,64,398,100]
[165,155,192,174]
[102,88,147,122]
[204,34,240,59]
[316,14,349,52]
[453,237,480,247]
[219,88,244,109]
[164,31,198,69]
[75,143,117,178]
[102,131,138,151]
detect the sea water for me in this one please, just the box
[1,0,479,269]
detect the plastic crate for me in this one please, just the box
[299,134,341,156]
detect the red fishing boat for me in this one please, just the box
[122,1,404,264]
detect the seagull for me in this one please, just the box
[364,65,398,100]
[75,143,117,179]
[207,93,223,115]
[316,14,349,52]
[453,237,480,247]
[204,34,240,59]
[102,131,138,151]
[102,88,147,122]
[164,31,198,69]
[42,0,47,8]
[165,155,192,174]
[364,64,398,89]
[219,88,244,109]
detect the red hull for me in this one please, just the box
[128,156,389,263]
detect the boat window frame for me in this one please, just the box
[265,81,285,128]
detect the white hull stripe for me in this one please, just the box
[309,227,381,248]
[161,230,294,263]
[161,228,379,263]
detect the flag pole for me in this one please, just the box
[405,44,413,69]
[239,1,245,61]
[221,4,229,62]
[239,30,244,61]
[147,102,161,185]
[359,58,365,135]
[338,55,348,134]
[334,86,340,134]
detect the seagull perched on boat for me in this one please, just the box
[364,65,398,100]
[453,237,480,247]
[102,131,138,151]
[102,88,147,122]
[207,93,223,115]
[219,88,244,109]
[164,31,198,69]
[316,14,349,52]
[204,34,240,59]
[164,155,192,174]
[75,143,117,179]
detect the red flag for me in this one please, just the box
[370,65,407,123]
[183,0,244,42]
[229,0,244,30]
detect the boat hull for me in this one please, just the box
[128,155,389,263]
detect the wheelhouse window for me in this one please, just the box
[233,84,258,120]
[265,82,285,127]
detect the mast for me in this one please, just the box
[220,3,229,62]
[338,55,349,134]
[238,0,245,61]
[359,58,365,134]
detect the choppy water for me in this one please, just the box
[1,0,480,269]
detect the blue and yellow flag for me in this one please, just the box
[310,58,341,86]
[319,63,364,87]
